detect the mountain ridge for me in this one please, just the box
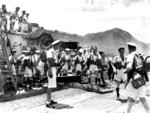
[48,28,149,56]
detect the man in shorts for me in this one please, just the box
[113,47,127,100]
[124,42,150,113]
[46,41,58,108]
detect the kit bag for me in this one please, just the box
[131,54,146,89]
[131,74,146,89]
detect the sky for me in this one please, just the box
[1,0,150,43]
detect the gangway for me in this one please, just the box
[0,30,17,97]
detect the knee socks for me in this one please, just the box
[116,88,120,98]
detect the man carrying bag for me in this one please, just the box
[124,42,150,113]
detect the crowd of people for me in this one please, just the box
[3,38,150,112]
[43,41,150,112]
[1,4,150,112]
[0,4,30,33]
[7,42,112,91]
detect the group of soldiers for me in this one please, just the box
[0,4,30,33]
[6,40,150,112]
[8,41,112,91]
[6,40,132,94]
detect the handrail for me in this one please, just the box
[144,56,150,81]
[0,30,17,90]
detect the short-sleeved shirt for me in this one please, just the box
[113,55,126,64]
[75,55,83,63]
[113,55,127,69]
[90,53,98,62]
[47,48,54,59]
[126,51,136,70]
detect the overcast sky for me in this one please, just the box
[1,0,150,43]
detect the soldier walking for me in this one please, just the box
[113,47,127,100]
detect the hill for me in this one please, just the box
[49,28,149,56]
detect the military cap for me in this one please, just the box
[22,50,28,53]
[118,46,125,52]
[127,42,137,48]
[52,40,60,45]
[11,49,17,53]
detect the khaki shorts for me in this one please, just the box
[114,69,127,82]
[47,67,57,88]
[76,63,82,71]
[24,67,33,77]
[89,64,98,72]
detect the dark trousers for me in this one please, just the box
[100,72,106,84]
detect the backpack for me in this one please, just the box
[133,54,144,72]
[130,54,146,89]
[40,50,47,63]
[114,56,123,70]
[23,58,31,68]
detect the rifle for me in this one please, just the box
[144,56,150,82]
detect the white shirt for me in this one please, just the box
[113,55,127,66]
[22,55,30,61]
[75,55,83,62]
[126,51,136,70]
[47,48,54,59]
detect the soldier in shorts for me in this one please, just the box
[74,49,84,76]
[46,42,58,108]
[113,47,127,100]
[124,42,150,113]
[88,49,99,84]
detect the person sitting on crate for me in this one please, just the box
[74,48,84,76]
[87,48,99,84]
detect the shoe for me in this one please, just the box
[116,96,120,100]
[46,103,55,108]
[43,83,48,87]
[50,100,57,104]
[20,89,26,94]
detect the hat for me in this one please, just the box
[2,4,6,7]
[127,42,137,48]
[35,50,41,53]
[118,46,125,52]
[70,52,75,56]
[52,40,60,45]
[65,48,70,51]
[22,50,27,53]
[99,51,104,55]
[79,48,83,53]
[22,10,26,14]
[11,49,16,53]
[46,40,60,49]
[16,7,20,10]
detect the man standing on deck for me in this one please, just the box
[46,41,58,108]
[113,47,127,100]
